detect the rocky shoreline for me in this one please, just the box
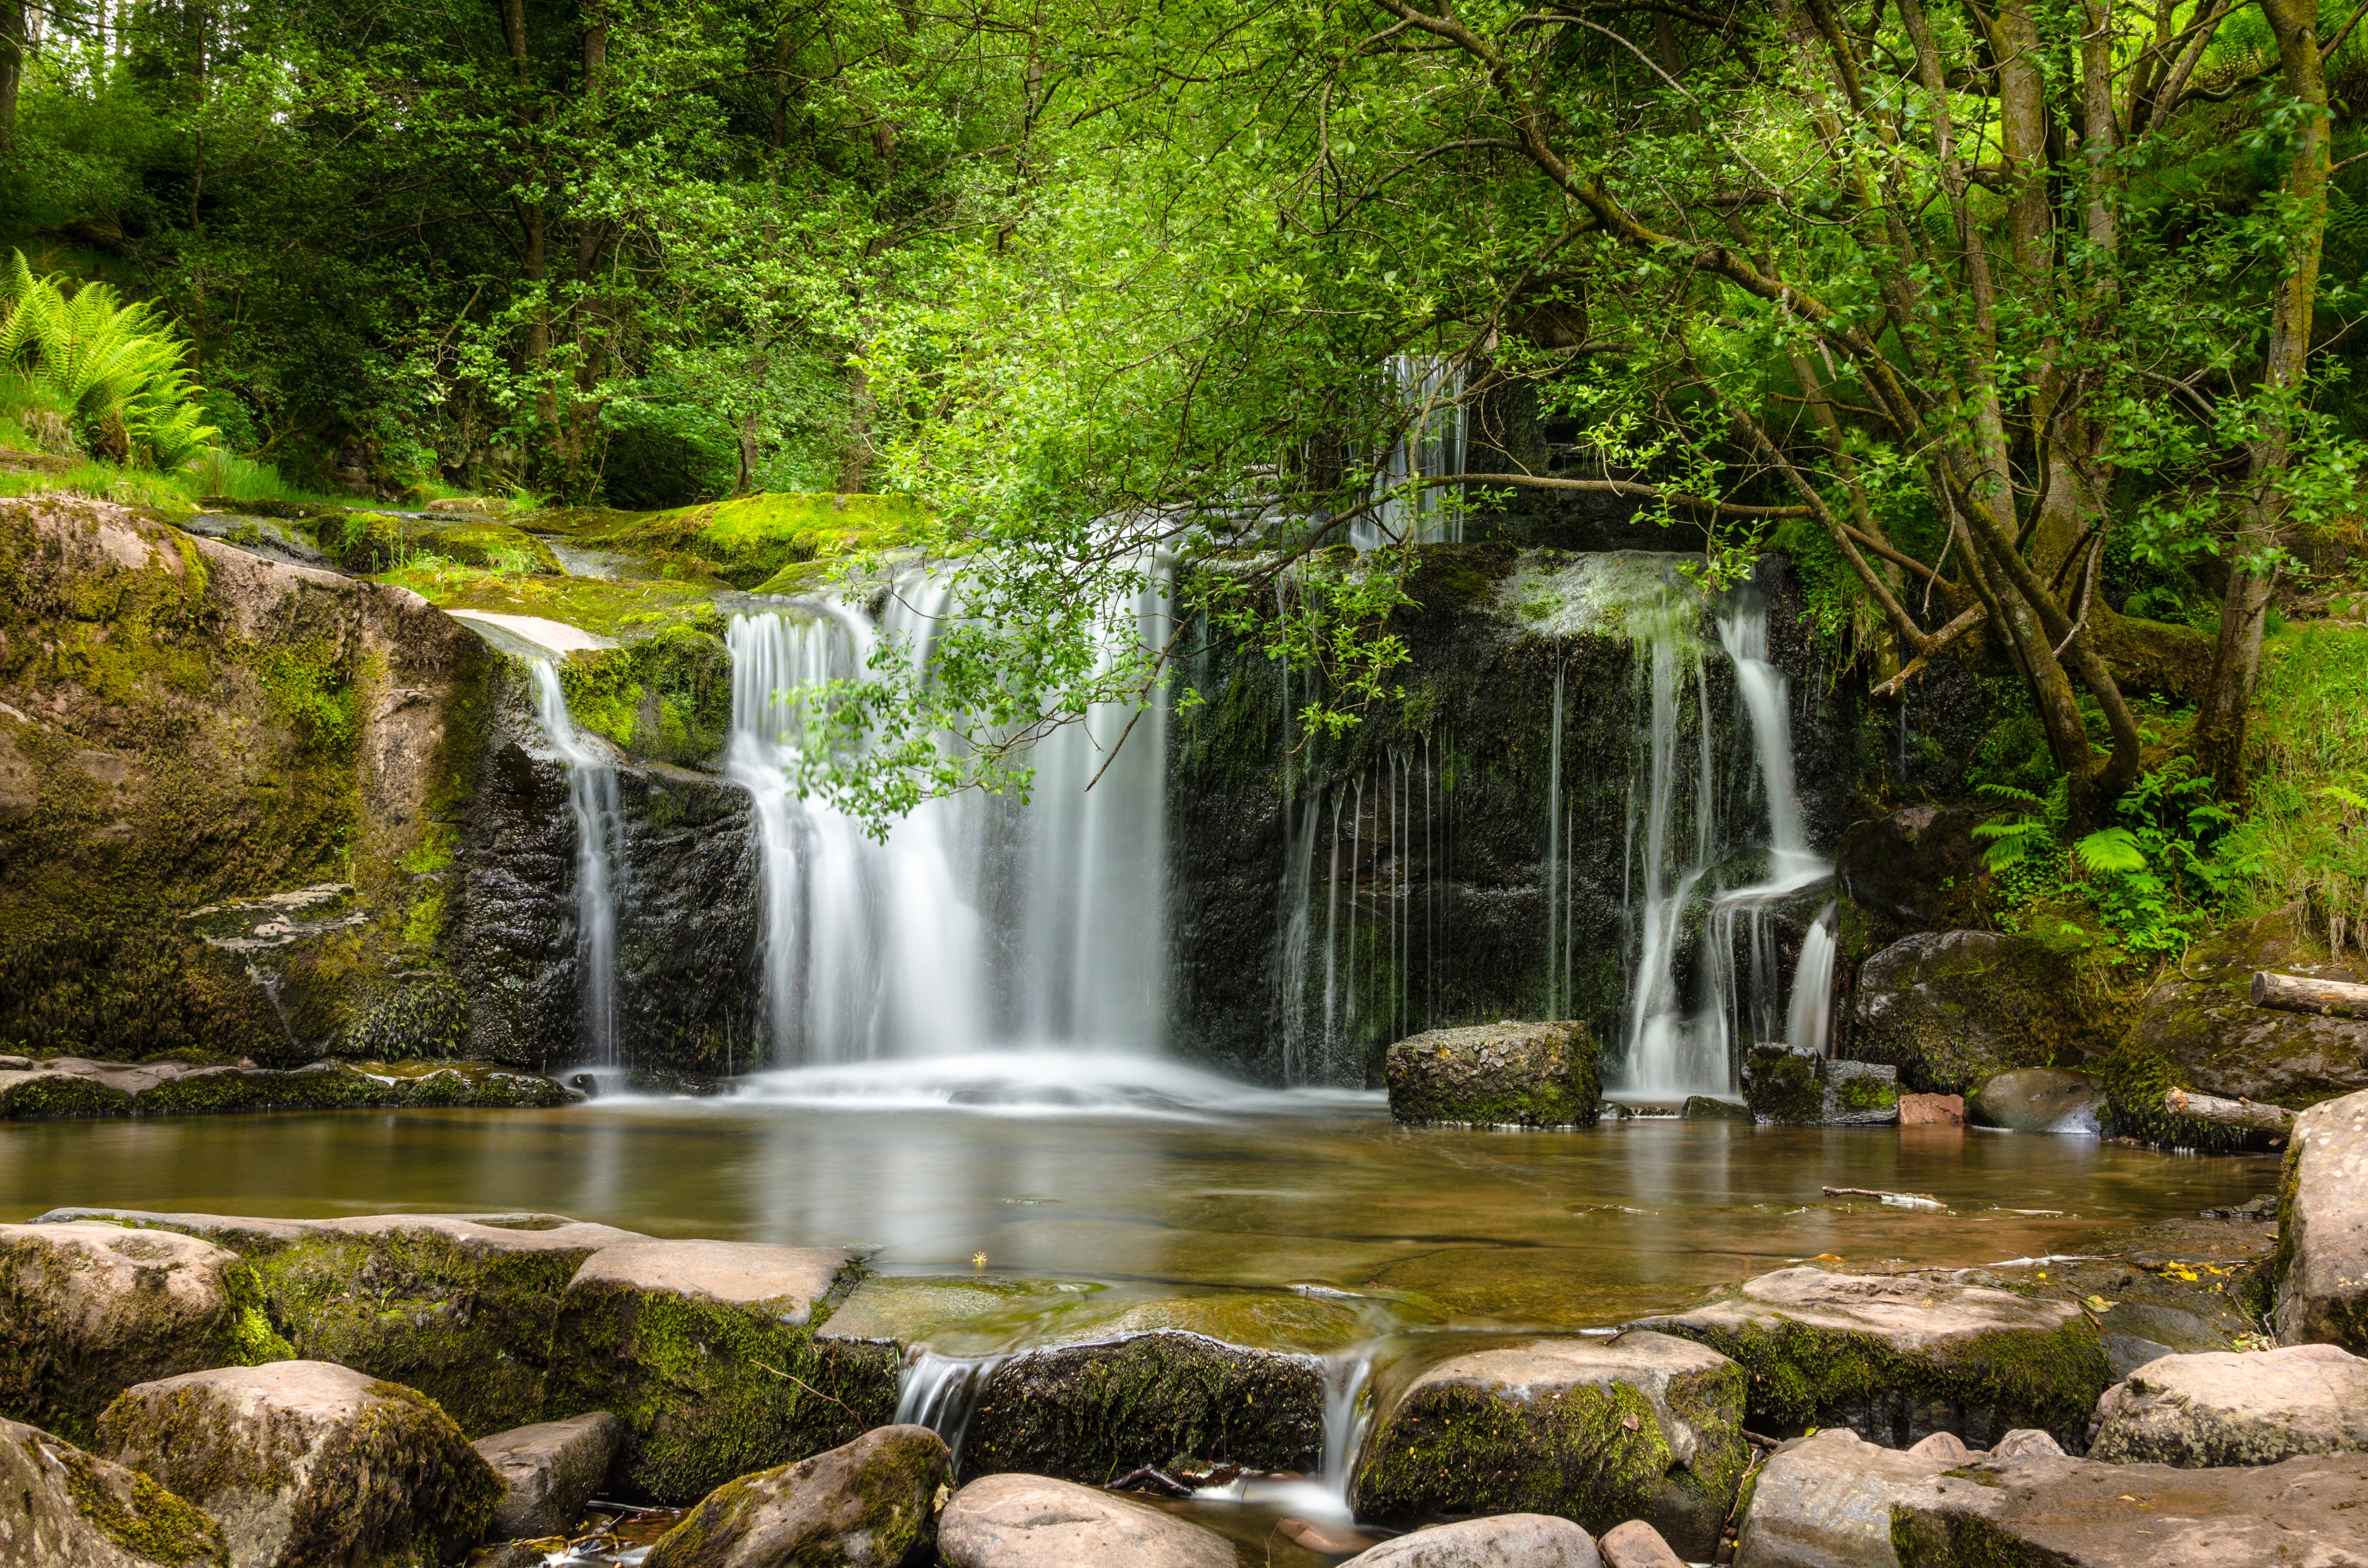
[2,1086,2360,1568]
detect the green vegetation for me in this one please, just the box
[0,255,213,468]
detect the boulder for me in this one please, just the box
[2276,1087,2368,1352]
[1349,1331,1747,1561]
[1733,1426,1956,1568]
[1598,1519,1684,1568]
[1888,1451,2368,1567]
[1836,808,1990,933]
[0,1414,228,1568]
[1743,1047,1898,1126]
[1897,1093,1964,1127]
[1633,1266,2113,1449]
[1387,1020,1602,1127]
[1969,1068,2107,1134]
[545,1239,898,1503]
[1850,931,2107,1095]
[964,1328,1324,1482]
[936,1473,1235,1568]
[96,1360,502,1568]
[1340,1514,1605,1567]
[2087,1344,2368,1467]
[1684,1095,1753,1120]
[474,1410,627,1540]
[0,1220,291,1445]
[2121,905,2368,1108]
[642,1424,950,1568]
[1990,1429,2065,1458]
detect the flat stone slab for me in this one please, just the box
[1386,1020,1602,1128]
[98,1360,501,1568]
[2276,1087,2368,1353]
[0,1220,289,1445]
[1341,1513,1605,1566]
[642,1423,950,1568]
[938,1473,1235,1568]
[1350,1331,1747,1561]
[0,1414,228,1568]
[814,1275,1102,1349]
[474,1411,626,1540]
[2088,1343,2368,1467]
[1634,1266,2111,1449]
[1734,1425,1958,1568]
[1889,1451,2368,1567]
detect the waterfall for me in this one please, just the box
[893,1350,1005,1468]
[1786,901,1840,1054]
[726,569,1171,1066]
[529,661,626,1065]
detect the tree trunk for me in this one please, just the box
[2164,1087,2293,1136]
[2251,970,2368,1018]
[0,0,25,155]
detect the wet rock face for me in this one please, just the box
[97,1360,502,1568]
[0,1415,228,1568]
[2276,1088,2368,1353]
[475,1411,628,1541]
[936,1474,1235,1568]
[1850,931,2104,1095]
[963,1330,1325,1483]
[1386,1020,1602,1127]
[2087,1345,2368,1468]
[1836,808,1991,936]
[0,1221,290,1446]
[1342,1514,1605,1567]
[1634,1266,2114,1450]
[642,1424,950,1568]
[1349,1332,1748,1561]
[1731,1426,1958,1568]
[0,1057,578,1120]
[2124,905,2368,1107]
[1970,1068,2108,1134]
[1743,1046,1898,1126]
[1889,1451,2368,1568]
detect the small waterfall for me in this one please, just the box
[1317,1350,1376,1500]
[893,1350,1005,1469]
[529,660,626,1065]
[1786,901,1840,1054]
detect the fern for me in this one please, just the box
[0,251,217,470]
[2073,826,2149,874]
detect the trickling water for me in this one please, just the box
[530,661,626,1065]
[1787,901,1840,1054]
[893,1350,1005,1468]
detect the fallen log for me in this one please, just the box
[2164,1087,2293,1136]
[2251,970,2368,1019]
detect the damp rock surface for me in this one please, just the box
[0,1414,228,1568]
[1339,1513,1605,1567]
[1731,1425,1958,1568]
[95,1359,502,1568]
[1742,1047,1898,1126]
[0,1220,291,1446]
[2277,1087,2368,1353]
[936,1473,1236,1568]
[1385,1020,1602,1128]
[2088,1344,2368,1467]
[2121,905,2368,1108]
[0,1058,581,1121]
[1596,1519,1682,1568]
[1348,1331,1746,1561]
[1969,1067,2108,1134]
[1633,1265,2113,1449]
[475,1410,627,1541]
[1850,931,2101,1095]
[1888,1451,2368,1567]
[641,1423,950,1568]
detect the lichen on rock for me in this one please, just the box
[1386,1019,1602,1128]
[0,1413,227,1568]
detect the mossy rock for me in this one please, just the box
[537,491,928,591]
[0,1414,228,1567]
[1385,1020,1602,1128]
[1742,1047,1898,1126]
[814,1275,1108,1351]
[406,520,563,575]
[0,1059,578,1121]
[2100,1045,2279,1153]
[1851,930,2119,1096]
[642,1423,951,1568]
[1348,1332,1747,1560]
[0,1069,135,1119]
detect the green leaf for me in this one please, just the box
[2074,827,2150,875]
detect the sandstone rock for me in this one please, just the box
[547,1239,897,1502]
[936,1473,1234,1568]
[2087,1344,2368,1467]
[0,1221,290,1445]
[0,1414,228,1568]
[1340,1514,1605,1567]
[1635,1266,2112,1448]
[2121,906,2368,1108]
[1386,1020,1602,1127]
[642,1423,950,1568]
[1743,1047,1898,1126]
[474,1411,626,1540]
[965,1328,1324,1482]
[1850,930,2108,1095]
[1888,1451,2368,1567]
[1897,1093,1964,1127]
[96,1360,502,1568]
[1598,1519,1684,1568]
[1991,1428,2066,1458]
[2276,1087,2368,1353]
[1970,1068,2107,1134]
[1733,1425,1956,1568]
[1349,1331,1747,1560]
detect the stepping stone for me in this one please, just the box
[96,1360,501,1568]
[1635,1265,2112,1448]
[643,1423,950,1568]
[473,1410,626,1540]
[937,1473,1235,1568]
[1386,1020,1603,1128]
[2088,1344,2368,1467]
[2276,1087,2368,1353]
[1349,1331,1747,1561]
[1733,1425,1958,1568]
[0,1414,227,1568]
[1342,1514,1604,1566]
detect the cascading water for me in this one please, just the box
[529,660,626,1064]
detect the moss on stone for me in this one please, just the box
[2100,1043,2268,1152]
[1354,1376,1681,1533]
[1742,1046,1824,1124]
[0,1073,134,1118]
[55,1441,229,1568]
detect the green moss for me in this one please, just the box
[55,1442,229,1568]
[2099,1043,2267,1152]
[221,1263,296,1366]
[0,1072,134,1118]
[1742,1047,1825,1124]
[1836,1075,1899,1111]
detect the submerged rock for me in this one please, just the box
[642,1423,950,1568]
[1349,1331,1747,1561]
[0,1220,290,1445]
[0,1414,228,1568]
[964,1328,1324,1482]
[1889,1451,2368,1567]
[2121,905,2368,1108]
[546,1239,897,1503]
[936,1473,1234,1568]
[1969,1068,2107,1134]
[1634,1266,2112,1449]
[1341,1514,1605,1567]
[1742,1047,1898,1126]
[474,1411,627,1540]
[1850,931,2103,1095]
[1732,1425,1956,1568]
[2277,1087,2368,1353]
[96,1360,502,1568]
[2088,1345,2368,1467]
[1386,1020,1603,1128]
